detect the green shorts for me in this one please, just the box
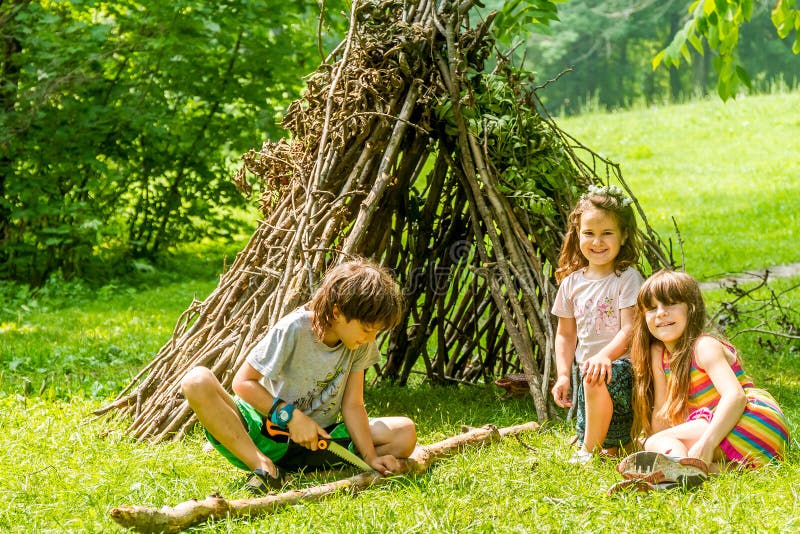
[204,396,354,471]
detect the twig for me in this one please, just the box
[533,67,574,92]
[730,327,800,341]
[109,422,540,533]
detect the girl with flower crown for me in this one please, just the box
[616,270,790,484]
[551,185,645,463]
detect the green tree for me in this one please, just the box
[657,0,800,99]
[523,1,694,113]
[503,0,798,113]
[0,0,338,284]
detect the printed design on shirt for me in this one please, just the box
[576,296,618,336]
[294,363,347,417]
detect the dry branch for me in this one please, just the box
[109,421,539,533]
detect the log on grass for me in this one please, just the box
[109,421,539,533]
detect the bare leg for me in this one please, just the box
[644,435,689,456]
[581,378,612,453]
[643,419,729,472]
[643,419,710,457]
[368,416,417,458]
[181,366,278,476]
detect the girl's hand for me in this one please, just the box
[287,411,330,450]
[551,375,572,407]
[581,354,612,385]
[687,439,715,466]
[366,454,401,476]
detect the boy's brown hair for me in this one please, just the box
[310,259,404,339]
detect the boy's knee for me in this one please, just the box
[181,366,215,398]
[396,418,417,456]
[401,417,417,437]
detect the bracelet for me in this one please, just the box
[273,403,295,428]
[268,396,294,429]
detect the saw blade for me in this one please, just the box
[322,440,373,471]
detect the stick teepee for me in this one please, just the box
[97,0,673,440]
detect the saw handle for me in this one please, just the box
[264,419,326,449]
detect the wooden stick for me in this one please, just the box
[109,422,539,533]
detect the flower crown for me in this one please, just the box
[583,184,633,207]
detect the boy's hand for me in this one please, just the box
[581,354,612,385]
[551,375,572,407]
[287,411,330,450]
[366,454,400,476]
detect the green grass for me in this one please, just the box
[1,364,799,532]
[2,91,800,532]
[559,91,800,280]
[0,238,247,398]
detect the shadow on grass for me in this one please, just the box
[364,379,567,439]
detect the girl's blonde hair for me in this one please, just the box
[630,270,707,437]
[555,188,642,283]
[309,259,404,339]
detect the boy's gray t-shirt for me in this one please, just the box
[245,307,378,428]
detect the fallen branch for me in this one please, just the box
[109,421,539,533]
[731,327,800,340]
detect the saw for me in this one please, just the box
[318,438,373,471]
[264,419,373,471]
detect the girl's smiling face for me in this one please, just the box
[644,299,689,351]
[578,206,627,276]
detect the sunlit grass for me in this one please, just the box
[2,92,800,531]
[0,279,218,398]
[559,91,800,280]
[1,384,798,532]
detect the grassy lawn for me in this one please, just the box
[2,91,799,532]
[559,90,800,280]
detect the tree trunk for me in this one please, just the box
[0,2,26,274]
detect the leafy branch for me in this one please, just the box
[655,0,800,100]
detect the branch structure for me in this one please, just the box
[109,422,540,533]
[98,0,673,441]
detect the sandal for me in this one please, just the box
[616,451,708,488]
[243,466,287,495]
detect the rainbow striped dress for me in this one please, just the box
[662,339,790,468]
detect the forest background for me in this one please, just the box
[1,0,800,531]
[1,0,798,286]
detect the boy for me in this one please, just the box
[181,259,417,493]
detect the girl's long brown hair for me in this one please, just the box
[631,270,707,437]
[555,191,642,283]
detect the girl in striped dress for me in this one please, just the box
[629,270,789,472]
